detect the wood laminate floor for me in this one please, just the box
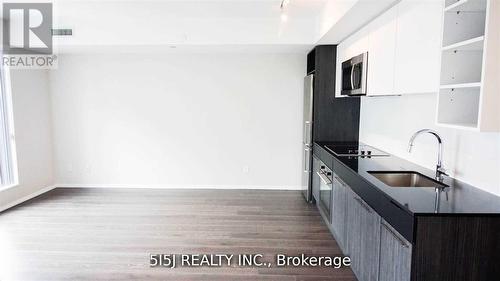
[0,188,357,281]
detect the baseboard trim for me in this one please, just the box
[0,185,56,213]
[54,184,302,191]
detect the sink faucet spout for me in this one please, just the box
[408,129,447,181]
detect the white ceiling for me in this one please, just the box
[49,0,328,53]
[1,0,400,53]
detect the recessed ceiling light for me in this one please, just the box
[280,0,290,9]
[280,13,288,22]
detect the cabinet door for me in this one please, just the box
[331,174,347,251]
[366,5,398,96]
[346,188,381,281]
[394,0,443,94]
[348,26,369,59]
[379,220,412,281]
[345,188,361,274]
[312,156,321,202]
[357,194,381,281]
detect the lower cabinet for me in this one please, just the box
[345,188,360,269]
[379,220,412,281]
[315,163,413,281]
[331,174,347,250]
[345,187,381,281]
[316,155,496,281]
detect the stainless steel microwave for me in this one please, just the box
[341,52,368,96]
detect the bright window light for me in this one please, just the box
[0,63,18,188]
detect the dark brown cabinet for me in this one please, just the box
[345,187,381,281]
[331,174,347,250]
[379,220,412,281]
[329,172,411,281]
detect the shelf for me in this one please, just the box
[442,36,484,51]
[445,0,487,12]
[440,82,481,89]
[442,7,486,46]
[437,87,480,128]
[439,0,499,131]
[437,121,479,130]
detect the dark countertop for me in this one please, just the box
[315,141,500,215]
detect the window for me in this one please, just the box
[0,64,17,187]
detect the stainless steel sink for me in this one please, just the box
[368,171,448,188]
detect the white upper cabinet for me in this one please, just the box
[394,0,443,95]
[346,26,369,60]
[336,0,444,97]
[366,5,398,96]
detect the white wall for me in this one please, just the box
[0,70,54,210]
[50,53,304,189]
[360,94,500,196]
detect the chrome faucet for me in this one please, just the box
[408,129,448,181]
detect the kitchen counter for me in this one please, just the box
[314,141,500,243]
[314,141,500,215]
[313,141,500,280]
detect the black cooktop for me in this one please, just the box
[325,143,389,157]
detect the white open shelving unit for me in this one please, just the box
[437,0,499,131]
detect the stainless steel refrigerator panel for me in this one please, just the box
[301,144,313,202]
[302,75,314,145]
[301,74,314,203]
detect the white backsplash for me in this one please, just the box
[359,93,500,196]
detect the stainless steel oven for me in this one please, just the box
[316,162,332,220]
[341,52,368,96]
